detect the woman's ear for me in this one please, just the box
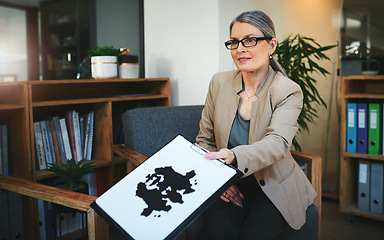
[269,38,277,55]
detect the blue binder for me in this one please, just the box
[358,160,370,211]
[346,103,357,153]
[357,103,368,154]
[370,162,384,214]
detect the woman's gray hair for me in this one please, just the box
[230,10,287,76]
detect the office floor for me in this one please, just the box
[109,198,384,240]
[320,198,384,240]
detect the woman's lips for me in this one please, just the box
[238,57,251,63]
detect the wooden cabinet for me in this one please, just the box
[0,78,170,238]
[340,75,384,221]
[0,82,30,179]
[40,0,93,80]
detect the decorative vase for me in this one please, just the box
[91,56,117,79]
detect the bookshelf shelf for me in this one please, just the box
[0,78,170,238]
[344,153,384,162]
[340,75,384,221]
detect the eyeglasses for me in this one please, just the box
[224,37,272,50]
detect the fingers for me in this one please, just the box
[221,186,244,207]
[204,148,235,165]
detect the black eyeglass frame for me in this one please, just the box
[224,36,273,50]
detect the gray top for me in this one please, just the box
[228,110,250,149]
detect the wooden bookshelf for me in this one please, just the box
[0,78,170,239]
[340,75,384,221]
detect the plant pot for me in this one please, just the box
[53,181,89,213]
[91,56,117,79]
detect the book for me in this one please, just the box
[86,111,95,160]
[40,121,54,165]
[83,112,91,160]
[34,122,47,170]
[45,120,57,165]
[91,135,243,240]
[66,111,77,162]
[2,125,9,175]
[59,118,73,162]
[49,119,61,167]
[79,114,85,158]
[53,116,67,165]
[72,110,83,162]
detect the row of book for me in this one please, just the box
[0,124,8,175]
[34,110,94,170]
[358,160,384,214]
[346,103,383,155]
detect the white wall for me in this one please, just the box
[144,0,220,105]
[144,0,343,181]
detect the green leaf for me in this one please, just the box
[274,34,336,151]
[87,46,120,56]
[44,158,95,190]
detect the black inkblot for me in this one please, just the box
[136,166,196,217]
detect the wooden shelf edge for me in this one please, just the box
[342,75,384,80]
[35,159,113,181]
[343,94,384,99]
[0,104,26,110]
[340,205,384,221]
[343,153,384,161]
[31,95,169,107]
[28,78,169,84]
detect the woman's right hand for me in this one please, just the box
[220,185,244,207]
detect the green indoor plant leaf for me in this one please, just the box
[274,34,337,151]
[45,158,96,190]
[87,46,120,56]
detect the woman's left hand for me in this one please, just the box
[204,148,236,165]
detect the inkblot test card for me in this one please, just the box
[91,135,242,240]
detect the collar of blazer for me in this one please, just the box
[231,66,276,100]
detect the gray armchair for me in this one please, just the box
[112,105,321,240]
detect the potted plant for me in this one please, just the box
[87,46,121,79]
[274,34,336,151]
[45,158,95,192]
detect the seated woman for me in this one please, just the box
[196,10,316,240]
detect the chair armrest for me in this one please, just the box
[111,144,148,173]
[0,175,109,240]
[291,150,322,231]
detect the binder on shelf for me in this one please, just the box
[368,103,382,155]
[370,162,384,214]
[91,135,243,240]
[346,103,357,153]
[357,103,368,154]
[358,160,370,211]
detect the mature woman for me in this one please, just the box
[196,10,316,239]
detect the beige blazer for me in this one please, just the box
[196,67,316,230]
